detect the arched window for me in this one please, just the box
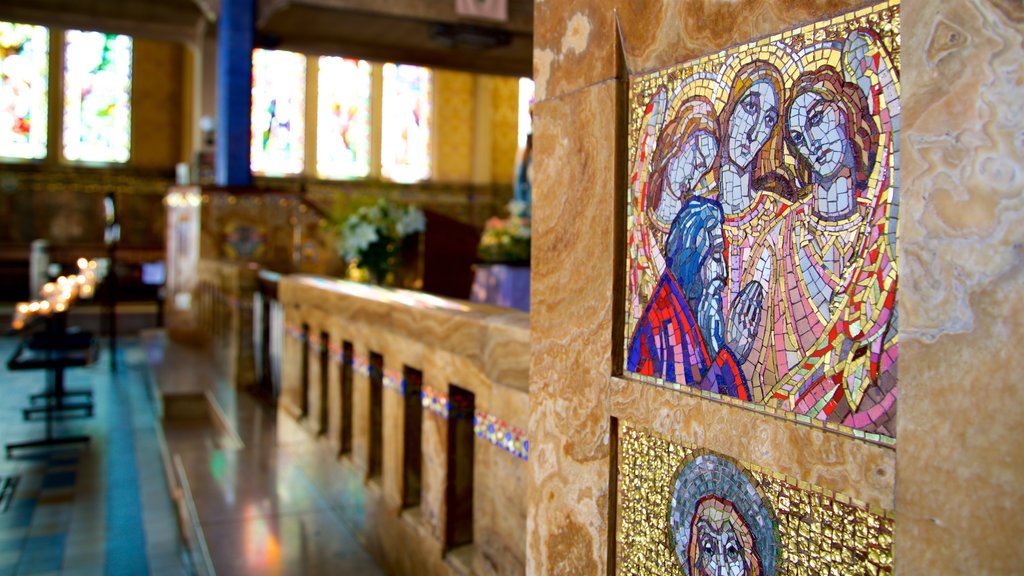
[381,63,431,183]
[518,77,534,149]
[250,48,306,176]
[0,21,49,160]
[63,30,132,163]
[316,56,371,180]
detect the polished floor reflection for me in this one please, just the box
[0,337,185,575]
[0,333,386,575]
[147,332,385,576]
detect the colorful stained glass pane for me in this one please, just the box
[63,30,132,163]
[381,63,431,183]
[0,22,48,160]
[517,77,534,149]
[316,56,371,180]
[251,48,306,176]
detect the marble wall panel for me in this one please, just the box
[280,305,305,418]
[434,70,476,184]
[326,330,344,454]
[897,0,1024,571]
[279,276,531,575]
[475,382,530,574]
[388,306,489,364]
[307,337,326,434]
[609,376,895,510]
[483,313,532,392]
[471,441,528,576]
[349,340,372,477]
[528,79,618,575]
[420,381,449,542]
[535,0,866,104]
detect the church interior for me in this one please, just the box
[0,0,1021,574]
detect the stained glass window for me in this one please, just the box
[381,63,431,183]
[316,56,371,180]
[63,30,132,163]
[251,48,306,176]
[0,22,48,160]
[518,77,534,149]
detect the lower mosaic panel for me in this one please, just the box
[617,423,893,575]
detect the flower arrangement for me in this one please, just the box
[335,199,425,285]
[477,200,531,264]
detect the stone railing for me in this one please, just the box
[194,259,259,388]
[279,275,529,576]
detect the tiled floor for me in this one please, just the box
[0,337,186,576]
[145,332,386,576]
[1,333,387,576]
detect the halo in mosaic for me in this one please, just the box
[669,453,777,575]
[623,1,900,442]
[619,423,893,575]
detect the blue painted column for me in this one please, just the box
[216,0,254,186]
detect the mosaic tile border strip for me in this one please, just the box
[621,0,900,445]
[617,422,893,575]
[302,333,407,395]
[474,410,529,460]
[421,385,449,418]
[285,322,306,343]
[285,323,529,461]
[349,353,405,395]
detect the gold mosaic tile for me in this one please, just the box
[618,423,894,575]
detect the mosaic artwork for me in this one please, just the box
[624,2,900,440]
[474,410,529,460]
[0,21,48,160]
[618,423,893,575]
[63,30,132,163]
[223,221,267,261]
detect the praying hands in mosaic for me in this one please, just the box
[625,14,900,439]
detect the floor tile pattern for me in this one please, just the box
[0,337,186,576]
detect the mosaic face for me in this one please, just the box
[669,453,775,576]
[787,92,847,180]
[673,132,719,194]
[619,424,894,575]
[726,80,778,169]
[690,498,757,576]
[624,1,901,442]
[656,131,719,225]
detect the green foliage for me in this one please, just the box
[334,198,425,284]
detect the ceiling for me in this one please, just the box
[0,0,533,76]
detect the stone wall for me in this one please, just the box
[528,0,1023,573]
[279,276,530,576]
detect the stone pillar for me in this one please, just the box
[215,0,254,186]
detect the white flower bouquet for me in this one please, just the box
[336,199,425,284]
